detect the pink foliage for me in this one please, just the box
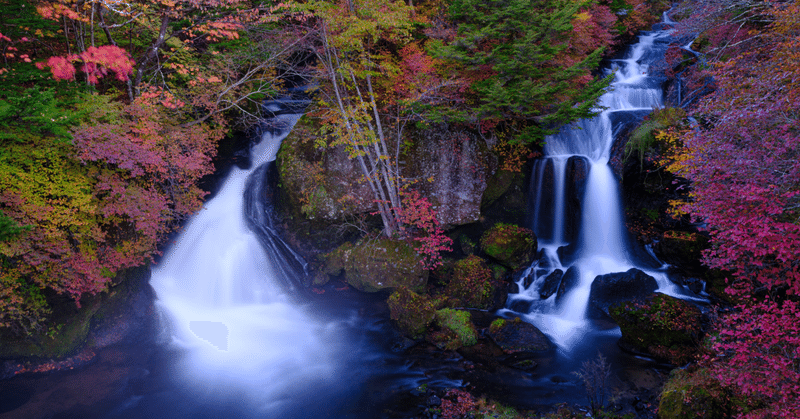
[673,3,800,417]
[396,189,453,269]
[36,45,133,84]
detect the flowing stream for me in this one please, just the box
[501,13,701,350]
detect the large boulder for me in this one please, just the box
[653,231,709,275]
[428,308,479,350]
[387,288,436,339]
[445,255,496,309]
[609,293,703,365]
[321,238,428,293]
[277,118,374,221]
[658,369,731,419]
[402,125,493,227]
[588,268,658,317]
[485,317,552,353]
[480,223,537,270]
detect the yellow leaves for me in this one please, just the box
[575,11,592,22]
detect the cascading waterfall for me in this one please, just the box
[502,15,698,350]
[149,112,345,417]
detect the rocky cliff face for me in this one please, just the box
[276,119,494,231]
[401,125,493,227]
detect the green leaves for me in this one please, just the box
[438,0,615,144]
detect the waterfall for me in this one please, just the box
[503,19,697,350]
[149,112,344,417]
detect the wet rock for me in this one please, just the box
[588,268,658,317]
[658,369,731,419]
[609,293,703,365]
[322,238,428,293]
[480,224,537,270]
[428,309,478,350]
[445,255,495,309]
[387,288,436,339]
[653,231,709,276]
[556,266,580,302]
[485,317,552,353]
[564,156,591,243]
[539,269,564,299]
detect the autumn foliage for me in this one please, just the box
[667,0,800,416]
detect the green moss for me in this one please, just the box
[609,293,702,365]
[624,107,687,170]
[387,287,436,338]
[445,255,494,309]
[480,223,537,269]
[658,369,730,419]
[431,308,478,350]
[322,238,428,292]
[489,318,507,334]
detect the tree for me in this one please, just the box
[434,0,616,144]
[668,1,800,416]
[302,0,417,237]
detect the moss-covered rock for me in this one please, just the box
[0,265,150,360]
[428,308,478,350]
[480,223,537,270]
[276,116,374,222]
[658,369,731,419]
[320,238,428,293]
[387,287,436,339]
[445,255,495,309]
[654,231,709,275]
[485,317,552,353]
[609,293,703,365]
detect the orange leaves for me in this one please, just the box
[36,1,89,23]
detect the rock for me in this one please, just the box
[403,124,492,227]
[556,266,580,302]
[653,231,709,275]
[387,288,436,339]
[322,238,428,293]
[480,223,537,270]
[276,118,374,221]
[428,309,478,350]
[609,293,703,365]
[658,369,731,419]
[563,156,591,244]
[486,317,552,353]
[588,268,658,317]
[538,269,563,299]
[445,255,495,309]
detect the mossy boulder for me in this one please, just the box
[0,265,150,360]
[609,293,703,365]
[485,317,552,353]
[320,238,428,293]
[658,369,731,419]
[387,288,436,339]
[653,231,709,275]
[445,255,495,309]
[480,224,537,270]
[428,308,478,350]
[276,117,374,222]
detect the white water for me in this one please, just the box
[150,114,342,415]
[503,23,699,350]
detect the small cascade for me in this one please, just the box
[503,19,700,350]
[149,113,344,417]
